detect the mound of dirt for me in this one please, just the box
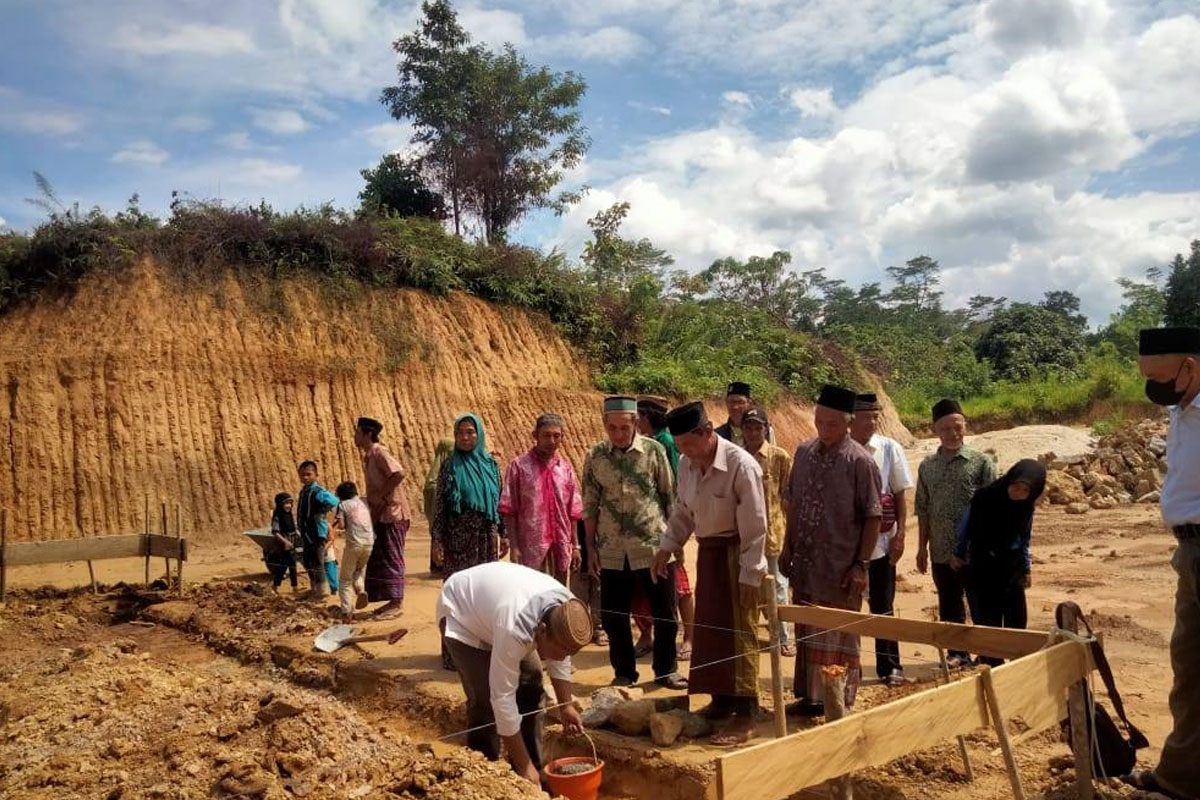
[910,425,1095,472]
[1040,420,1168,512]
[0,636,539,800]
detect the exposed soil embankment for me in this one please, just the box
[0,261,908,542]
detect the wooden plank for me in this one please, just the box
[981,667,1026,800]
[4,535,148,566]
[763,574,786,738]
[778,605,1048,660]
[146,534,187,560]
[717,641,1089,800]
[176,504,184,597]
[940,648,974,781]
[1068,683,1095,799]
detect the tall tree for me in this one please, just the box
[382,0,589,243]
[974,303,1087,380]
[358,154,445,219]
[698,251,824,331]
[1101,267,1165,356]
[1164,241,1200,327]
[1039,290,1087,330]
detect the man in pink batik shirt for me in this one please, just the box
[500,413,584,584]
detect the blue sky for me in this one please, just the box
[2,0,1199,324]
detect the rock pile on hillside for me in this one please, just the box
[1040,420,1167,514]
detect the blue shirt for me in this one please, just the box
[297,482,338,543]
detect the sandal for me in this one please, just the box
[634,639,653,657]
[592,631,609,647]
[655,673,689,691]
[780,643,796,657]
[1121,770,1187,800]
[677,643,692,661]
[710,720,754,747]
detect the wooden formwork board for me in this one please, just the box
[1,534,187,566]
[717,638,1091,800]
[777,604,1049,660]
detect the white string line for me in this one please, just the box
[430,614,912,744]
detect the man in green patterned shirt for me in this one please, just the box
[915,398,997,667]
[583,396,685,688]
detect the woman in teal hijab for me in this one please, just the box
[430,414,507,668]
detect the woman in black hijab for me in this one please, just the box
[952,459,1046,666]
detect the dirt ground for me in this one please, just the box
[0,426,1180,800]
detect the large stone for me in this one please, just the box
[1090,496,1118,511]
[582,687,643,727]
[672,709,712,739]
[609,699,656,736]
[649,712,685,747]
[1137,490,1162,504]
[255,699,304,725]
[1065,503,1090,515]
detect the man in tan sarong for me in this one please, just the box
[782,385,881,715]
[654,402,768,745]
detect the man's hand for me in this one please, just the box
[888,534,905,566]
[570,548,582,574]
[650,550,673,582]
[509,544,521,564]
[498,536,510,559]
[1022,572,1032,589]
[517,760,540,786]
[949,555,965,571]
[559,702,584,735]
[840,563,867,596]
[916,546,929,575]
[738,582,759,610]
[588,552,601,579]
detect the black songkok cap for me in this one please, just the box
[727,381,752,398]
[357,416,383,435]
[931,398,963,424]
[855,393,881,412]
[742,406,769,426]
[816,385,856,414]
[666,402,708,436]
[1139,327,1200,356]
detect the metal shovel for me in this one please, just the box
[313,624,408,653]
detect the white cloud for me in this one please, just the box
[170,114,212,132]
[234,158,303,186]
[111,140,169,167]
[218,131,255,150]
[112,23,255,56]
[0,216,7,228]
[460,7,528,48]
[251,108,309,135]
[788,87,838,118]
[360,121,416,153]
[0,110,84,136]
[722,91,753,108]
[628,101,672,117]
[538,25,649,62]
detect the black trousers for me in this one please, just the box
[443,635,546,768]
[301,538,327,593]
[267,552,298,588]
[601,560,678,682]
[868,555,902,677]
[970,570,1028,667]
[931,561,975,660]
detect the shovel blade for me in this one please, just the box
[314,624,356,653]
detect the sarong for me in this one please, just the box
[689,535,758,698]
[793,590,862,707]
[365,519,409,602]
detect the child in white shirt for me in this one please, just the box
[334,481,376,620]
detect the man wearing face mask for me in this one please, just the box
[1124,327,1200,800]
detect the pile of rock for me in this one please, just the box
[580,686,711,746]
[1040,420,1167,514]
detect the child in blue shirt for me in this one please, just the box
[297,460,339,600]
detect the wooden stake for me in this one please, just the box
[821,665,852,800]
[143,494,151,586]
[1067,683,1095,800]
[1,508,9,603]
[980,666,1025,800]
[87,560,97,594]
[175,503,184,597]
[764,573,787,738]
[160,501,170,584]
[938,648,975,781]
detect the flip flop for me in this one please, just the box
[780,643,797,657]
[710,723,754,747]
[374,608,403,621]
[355,592,369,610]
[677,643,692,661]
[1121,770,1187,800]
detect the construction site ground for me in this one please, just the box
[0,428,1177,800]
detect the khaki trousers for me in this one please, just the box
[1158,537,1200,798]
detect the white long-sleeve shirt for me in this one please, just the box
[661,436,769,587]
[436,561,573,736]
[1163,393,1200,527]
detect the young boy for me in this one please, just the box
[296,460,339,600]
[334,481,375,620]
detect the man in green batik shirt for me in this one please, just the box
[915,398,997,667]
[636,395,680,476]
[582,396,686,689]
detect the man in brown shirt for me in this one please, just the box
[355,416,412,620]
[782,385,882,713]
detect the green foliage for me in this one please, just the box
[383,0,589,243]
[698,251,825,331]
[973,302,1087,381]
[1164,241,1200,327]
[1099,267,1165,357]
[359,155,446,220]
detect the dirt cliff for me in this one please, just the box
[0,260,909,542]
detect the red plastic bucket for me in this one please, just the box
[543,756,604,800]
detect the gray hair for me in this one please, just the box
[535,413,566,431]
